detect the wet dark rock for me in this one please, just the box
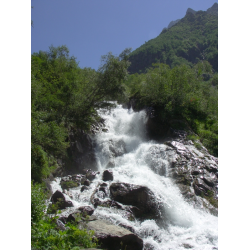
[81,179,90,186]
[67,207,95,223]
[193,184,206,196]
[67,211,82,223]
[193,178,212,194]
[102,169,114,181]
[110,182,161,219]
[203,176,216,187]
[79,219,143,250]
[77,206,95,217]
[58,216,67,224]
[86,170,98,181]
[92,197,123,209]
[80,185,89,192]
[61,129,98,175]
[50,190,74,210]
[191,169,203,175]
[50,190,65,203]
[205,164,218,173]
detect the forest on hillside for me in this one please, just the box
[128,9,218,74]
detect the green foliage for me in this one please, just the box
[31,45,131,182]
[61,180,79,190]
[31,216,97,250]
[31,181,97,249]
[128,10,218,73]
[31,181,47,224]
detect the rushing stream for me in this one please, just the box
[50,104,218,250]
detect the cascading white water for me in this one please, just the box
[50,103,218,250]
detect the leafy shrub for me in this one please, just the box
[31,180,97,249]
[61,180,79,190]
[31,216,97,250]
[31,181,47,224]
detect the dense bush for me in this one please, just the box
[31,181,97,249]
[31,217,97,250]
[31,181,47,224]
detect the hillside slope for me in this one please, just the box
[128,3,218,74]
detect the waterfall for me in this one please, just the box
[50,103,218,250]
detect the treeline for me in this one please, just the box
[31,45,131,183]
[123,61,218,156]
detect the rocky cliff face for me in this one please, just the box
[164,3,218,32]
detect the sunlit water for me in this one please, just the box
[51,104,218,250]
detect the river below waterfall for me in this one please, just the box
[50,104,218,250]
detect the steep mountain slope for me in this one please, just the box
[128,3,218,74]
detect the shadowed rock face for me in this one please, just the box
[79,219,143,250]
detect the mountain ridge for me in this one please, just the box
[128,3,218,74]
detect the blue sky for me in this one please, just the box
[31,0,218,70]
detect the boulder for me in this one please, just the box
[80,185,89,192]
[67,211,82,223]
[81,179,91,186]
[50,190,65,203]
[102,170,114,181]
[77,206,95,217]
[79,219,143,250]
[50,190,74,210]
[86,171,98,181]
[110,183,161,219]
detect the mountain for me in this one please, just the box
[128,3,218,74]
[207,3,218,15]
[167,19,181,29]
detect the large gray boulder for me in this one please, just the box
[110,183,161,219]
[79,219,143,250]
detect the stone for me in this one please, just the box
[86,171,98,181]
[110,182,161,219]
[79,219,143,250]
[77,206,95,217]
[102,170,114,181]
[80,185,90,192]
[50,190,74,210]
